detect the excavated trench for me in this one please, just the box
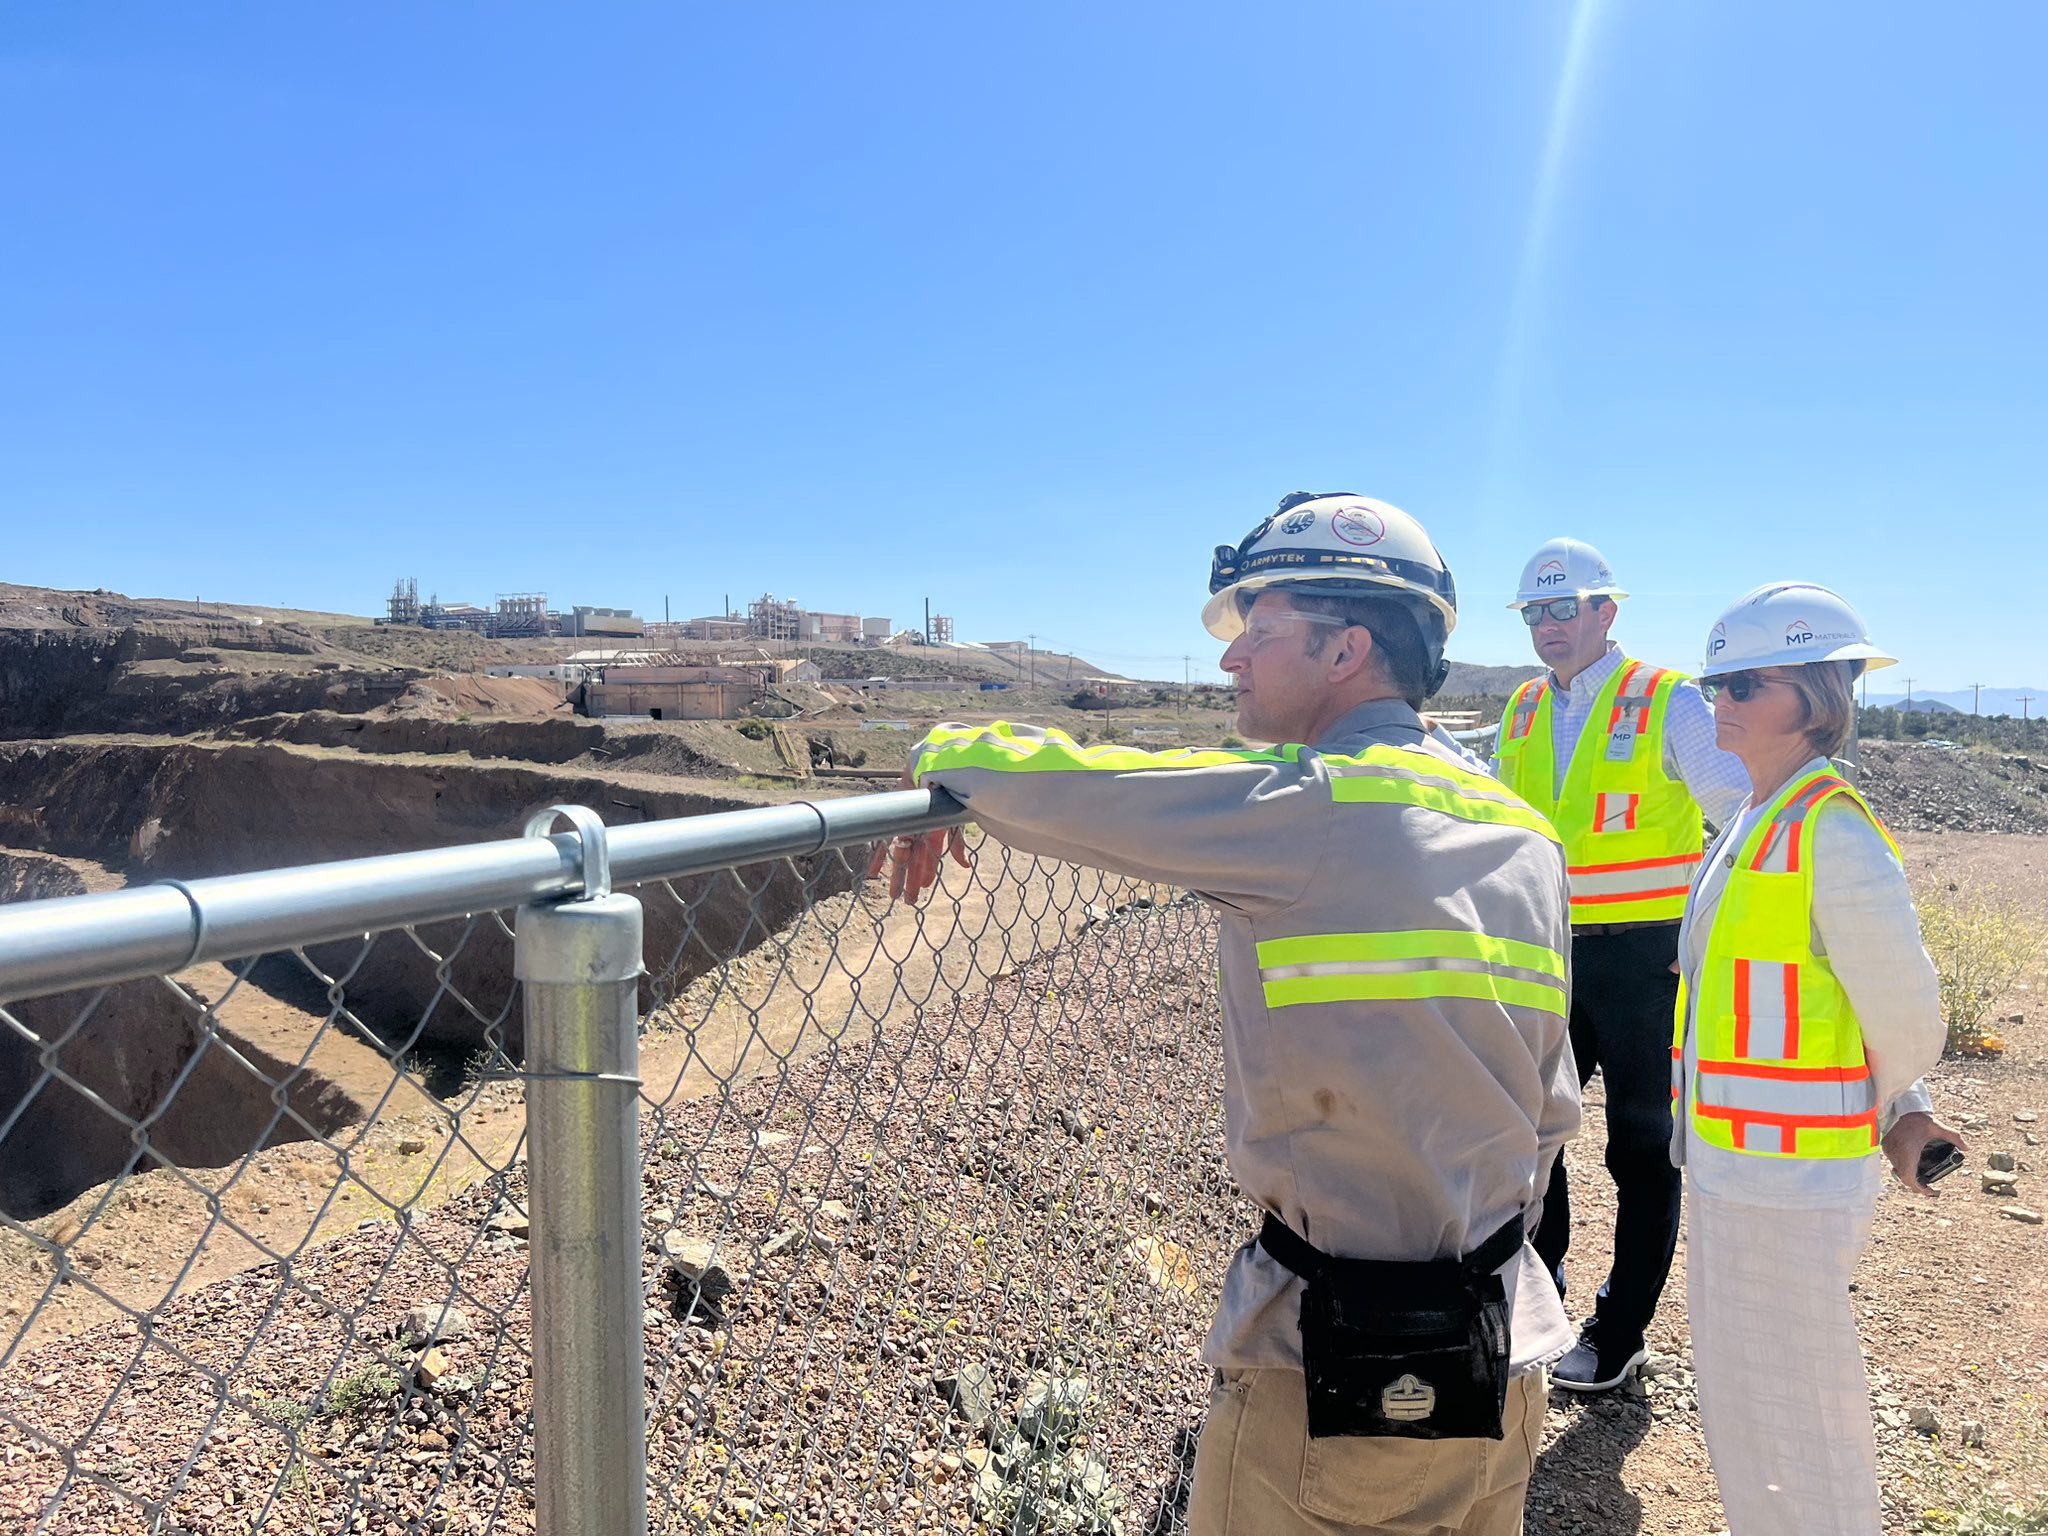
[0,740,850,1218]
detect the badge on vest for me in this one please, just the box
[1381,1374,1436,1422]
[1605,725,1638,762]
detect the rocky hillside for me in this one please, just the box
[1856,741,2048,834]
[0,585,424,737]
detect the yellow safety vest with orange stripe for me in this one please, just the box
[1672,768,1888,1160]
[1493,659,1704,925]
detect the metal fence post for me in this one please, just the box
[515,806,647,1536]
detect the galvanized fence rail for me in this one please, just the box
[0,790,1239,1535]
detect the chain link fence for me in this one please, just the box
[0,793,1243,1534]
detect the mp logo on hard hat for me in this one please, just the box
[1708,622,1727,657]
[1535,558,1568,588]
[1785,619,1814,647]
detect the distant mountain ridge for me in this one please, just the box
[1865,687,2046,716]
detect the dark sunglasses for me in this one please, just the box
[1701,670,1786,703]
[1519,597,1582,626]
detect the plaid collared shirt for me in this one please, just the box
[1547,644,1750,830]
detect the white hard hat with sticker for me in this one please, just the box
[1508,538,1628,609]
[1699,581,1897,678]
[1203,493,1457,642]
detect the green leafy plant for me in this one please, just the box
[255,1395,313,1429]
[322,1365,402,1419]
[1912,880,2045,1053]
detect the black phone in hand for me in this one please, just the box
[1916,1137,1965,1186]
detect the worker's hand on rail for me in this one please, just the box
[867,827,973,904]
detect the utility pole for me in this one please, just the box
[1183,654,1191,690]
[2021,694,2036,723]
[924,598,931,646]
[1027,634,1037,688]
[1904,678,1915,710]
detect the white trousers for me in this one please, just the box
[1685,1185,1881,1535]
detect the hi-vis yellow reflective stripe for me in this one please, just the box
[913,729,1560,844]
[1326,755,1561,843]
[913,724,1304,781]
[1256,929,1568,1018]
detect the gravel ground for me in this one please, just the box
[4,835,2045,1534]
[1530,830,2048,1536]
[0,891,1235,1535]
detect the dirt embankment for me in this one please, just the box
[226,711,613,765]
[0,733,872,1265]
[0,843,379,1223]
[0,971,363,1221]
[0,625,417,739]
[222,709,804,780]
[379,675,571,719]
[0,738,747,877]
[0,738,853,1059]
[0,848,100,902]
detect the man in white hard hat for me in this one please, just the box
[879,493,1579,1535]
[1492,538,1750,1392]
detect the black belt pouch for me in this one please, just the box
[1261,1213,1517,1441]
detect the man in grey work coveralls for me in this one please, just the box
[877,493,1579,1535]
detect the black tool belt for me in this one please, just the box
[1258,1211,1521,1441]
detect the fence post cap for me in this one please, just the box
[514,893,644,985]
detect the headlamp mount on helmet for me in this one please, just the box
[1208,491,1458,700]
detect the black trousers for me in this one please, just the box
[1532,923,1683,1343]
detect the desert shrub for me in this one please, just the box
[1909,1394,2048,1533]
[323,1365,401,1418]
[735,718,772,741]
[1221,734,1246,749]
[1912,880,2046,1054]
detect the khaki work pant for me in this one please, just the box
[1187,1368,1546,1535]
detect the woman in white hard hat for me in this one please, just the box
[1673,582,1962,1534]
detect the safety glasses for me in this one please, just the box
[1238,612,1351,647]
[1700,670,1787,703]
[1519,597,1582,626]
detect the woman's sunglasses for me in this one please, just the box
[1519,597,1582,626]
[1701,670,1786,703]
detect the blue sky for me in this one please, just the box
[3,4,2042,689]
